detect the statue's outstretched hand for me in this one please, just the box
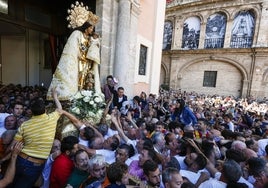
[51,87,58,98]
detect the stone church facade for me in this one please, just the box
[96,0,166,97]
[161,0,268,99]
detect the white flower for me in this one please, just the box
[71,107,80,114]
[94,97,101,103]
[97,109,103,116]
[81,90,92,97]
[88,111,95,117]
[95,113,101,120]
[89,90,93,96]
[83,96,90,102]
[74,92,83,99]
[69,90,105,124]
[94,92,100,97]
[99,93,105,98]
[105,114,111,122]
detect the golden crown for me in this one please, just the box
[66,1,99,29]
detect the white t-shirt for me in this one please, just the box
[125,139,137,165]
[238,176,253,188]
[104,128,118,139]
[180,170,201,184]
[214,172,253,188]
[79,124,89,147]
[41,154,55,188]
[198,178,227,188]
[96,149,115,164]
[228,122,234,132]
[126,139,137,148]
[127,153,139,165]
[258,138,268,156]
[174,155,188,170]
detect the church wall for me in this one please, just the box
[133,0,166,97]
[1,35,26,85]
[250,48,268,98]
[179,58,243,97]
[98,0,166,98]
[133,0,156,96]
[149,0,166,96]
[0,29,54,87]
[28,30,41,86]
[38,32,53,88]
[137,0,155,41]
[165,48,265,98]
[162,0,268,99]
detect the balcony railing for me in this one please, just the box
[204,38,224,49]
[230,36,252,48]
[182,38,200,49]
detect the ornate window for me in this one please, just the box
[204,13,227,49]
[230,10,255,48]
[162,21,173,50]
[203,71,217,87]
[181,16,201,49]
[138,44,148,75]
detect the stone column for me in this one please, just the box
[114,0,131,90]
[127,0,140,97]
[198,20,206,49]
[241,80,250,98]
[223,18,233,48]
[173,16,182,49]
[150,0,166,95]
[96,0,118,84]
[255,2,268,47]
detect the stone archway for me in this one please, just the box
[176,57,249,97]
[262,68,268,83]
[160,63,168,87]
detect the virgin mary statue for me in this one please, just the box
[47,2,101,101]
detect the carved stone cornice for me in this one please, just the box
[166,0,262,11]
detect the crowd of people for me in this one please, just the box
[0,80,267,188]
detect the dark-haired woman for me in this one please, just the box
[171,99,197,127]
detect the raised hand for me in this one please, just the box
[11,142,24,156]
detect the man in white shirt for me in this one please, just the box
[200,159,248,188]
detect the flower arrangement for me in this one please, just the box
[69,90,106,124]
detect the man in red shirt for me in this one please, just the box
[49,135,79,188]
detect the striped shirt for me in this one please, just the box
[14,111,60,159]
